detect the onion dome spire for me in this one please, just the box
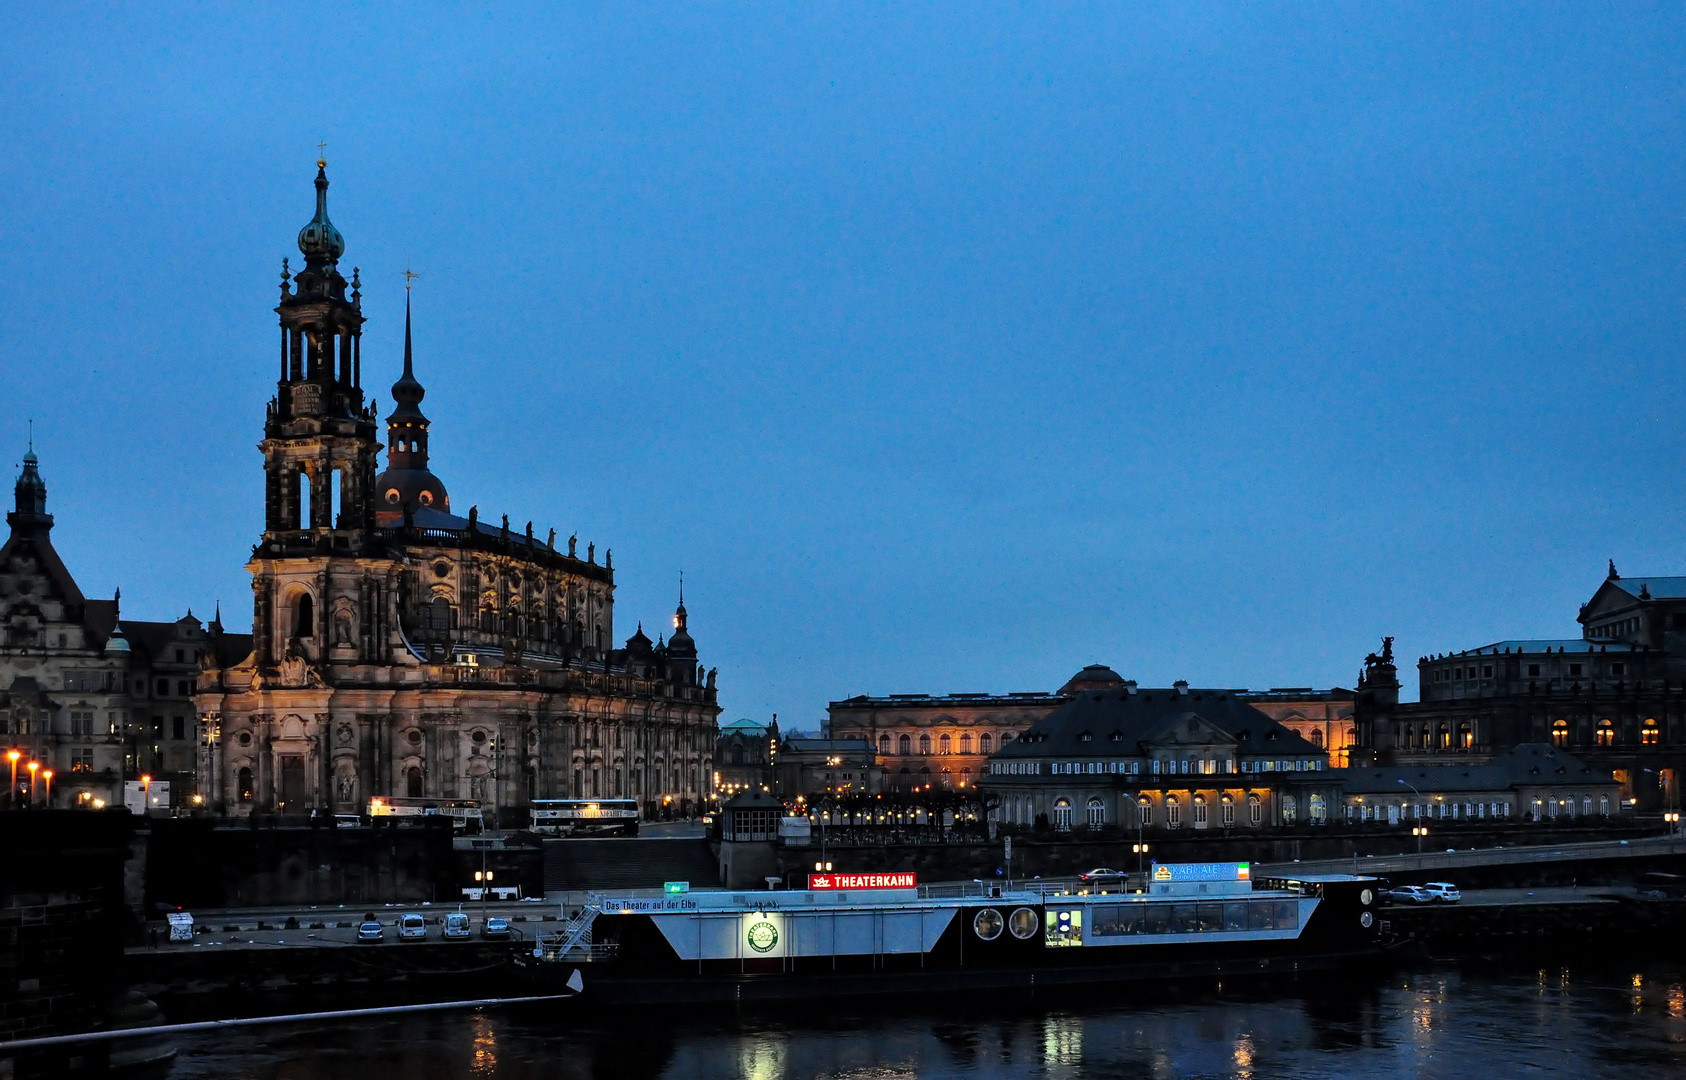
[296,155,346,272]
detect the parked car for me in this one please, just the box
[399,912,428,941]
[1078,868,1125,882]
[443,912,472,940]
[1422,882,1462,904]
[334,814,363,828]
[1388,885,1432,904]
[355,920,384,944]
[481,916,512,940]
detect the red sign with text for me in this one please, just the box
[808,872,917,890]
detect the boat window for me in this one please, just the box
[1223,902,1249,931]
[1008,907,1040,940]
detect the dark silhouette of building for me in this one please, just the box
[1355,562,1686,811]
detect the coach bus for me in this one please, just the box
[530,798,640,837]
[368,796,485,832]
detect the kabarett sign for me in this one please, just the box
[808,872,917,890]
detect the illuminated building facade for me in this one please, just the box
[1240,688,1358,768]
[826,684,1066,792]
[196,163,719,819]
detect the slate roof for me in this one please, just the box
[1452,639,1637,655]
[1338,744,1614,794]
[993,687,1322,758]
[1612,576,1686,600]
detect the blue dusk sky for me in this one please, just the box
[1,5,1683,725]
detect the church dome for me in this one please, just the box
[373,466,450,519]
[1059,664,1125,696]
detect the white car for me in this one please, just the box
[398,912,428,940]
[1389,885,1432,904]
[1421,882,1462,904]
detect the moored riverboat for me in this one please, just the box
[513,862,1389,1005]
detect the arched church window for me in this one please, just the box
[295,594,314,639]
[939,734,952,755]
[1642,719,1660,746]
[1596,719,1615,747]
[919,735,931,755]
[960,733,972,754]
[878,735,890,755]
[1309,729,1324,748]
[406,766,423,798]
[899,734,911,755]
[237,767,253,802]
[979,734,992,754]
[1551,719,1569,747]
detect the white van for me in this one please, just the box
[399,912,428,940]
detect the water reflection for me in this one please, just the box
[169,961,1686,1079]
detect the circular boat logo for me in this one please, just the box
[746,920,779,953]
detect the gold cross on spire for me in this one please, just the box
[316,140,328,167]
[404,268,420,291]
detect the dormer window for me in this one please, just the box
[1078,731,1092,743]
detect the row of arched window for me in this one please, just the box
[877,732,995,756]
[1401,721,1477,750]
[1550,717,1662,747]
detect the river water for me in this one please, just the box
[168,961,1686,1079]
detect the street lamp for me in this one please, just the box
[1665,811,1680,838]
[474,869,494,921]
[26,762,39,808]
[41,769,52,807]
[141,774,152,815]
[7,749,19,808]
[1412,825,1429,854]
[1132,842,1150,875]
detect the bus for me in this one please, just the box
[368,796,485,832]
[530,798,640,837]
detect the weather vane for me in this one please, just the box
[404,268,420,291]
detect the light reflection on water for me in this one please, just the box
[170,962,1686,1080]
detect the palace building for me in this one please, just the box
[195,161,720,818]
[981,667,1337,834]
[1355,562,1685,811]
[1,449,248,810]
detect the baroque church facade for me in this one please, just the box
[195,161,720,818]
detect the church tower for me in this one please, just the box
[251,158,384,670]
[262,156,378,539]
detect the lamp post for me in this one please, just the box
[1396,778,1424,846]
[141,773,152,816]
[26,762,39,808]
[7,749,19,809]
[42,769,52,808]
[1412,825,1428,854]
[1133,842,1150,876]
